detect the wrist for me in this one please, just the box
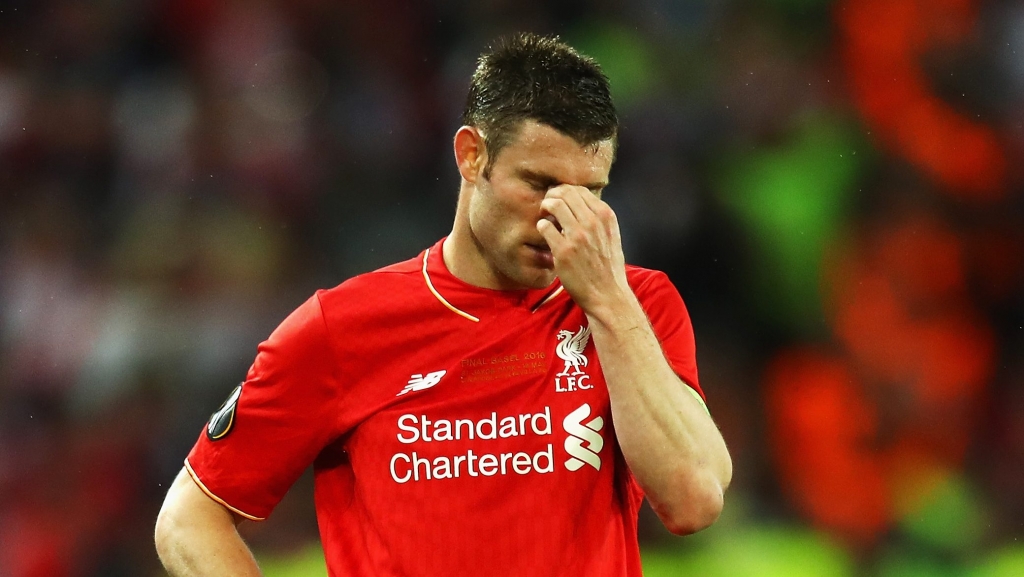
[583,289,647,334]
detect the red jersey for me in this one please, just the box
[186,238,703,577]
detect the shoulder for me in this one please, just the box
[253,250,430,363]
[312,250,440,330]
[316,251,424,304]
[625,264,674,294]
[624,264,690,313]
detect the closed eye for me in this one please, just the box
[525,178,556,192]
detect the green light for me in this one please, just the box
[876,548,963,577]
[900,474,986,552]
[714,115,867,333]
[256,545,328,577]
[566,22,656,108]
[970,546,1024,577]
[643,525,853,577]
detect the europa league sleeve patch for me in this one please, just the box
[207,384,243,441]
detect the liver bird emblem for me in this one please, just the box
[556,325,591,377]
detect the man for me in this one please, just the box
[155,33,732,576]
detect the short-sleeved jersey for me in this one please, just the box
[186,238,702,577]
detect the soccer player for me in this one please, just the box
[155,33,732,576]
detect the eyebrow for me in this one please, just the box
[517,168,609,191]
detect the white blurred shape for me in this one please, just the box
[113,73,196,169]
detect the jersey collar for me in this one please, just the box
[421,238,566,322]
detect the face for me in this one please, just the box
[454,120,615,290]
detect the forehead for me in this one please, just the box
[494,120,615,184]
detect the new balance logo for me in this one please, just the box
[563,403,604,471]
[397,370,447,396]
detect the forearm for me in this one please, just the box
[157,523,261,577]
[156,468,263,577]
[534,182,731,531]
[587,295,732,534]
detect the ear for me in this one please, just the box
[454,126,487,183]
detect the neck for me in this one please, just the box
[444,183,512,290]
[443,222,498,290]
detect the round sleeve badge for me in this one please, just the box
[207,384,243,441]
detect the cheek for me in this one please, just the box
[473,183,537,231]
[502,185,543,222]
[467,191,510,249]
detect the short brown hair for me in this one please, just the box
[462,33,618,177]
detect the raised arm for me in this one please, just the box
[155,468,263,576]
[538,184,732,535]
[584,295,732,534]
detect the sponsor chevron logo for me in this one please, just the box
[562,403,604,471]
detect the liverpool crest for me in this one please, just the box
[555,325,592,392]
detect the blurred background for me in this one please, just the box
[1,0,1022,575]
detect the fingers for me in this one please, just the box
[540,185,598,234]
[539,197,574,235]
[543,184,619,238]
[573,185,618,228]
[537,217,564,251]
[553,185,597,226]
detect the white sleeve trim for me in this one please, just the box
[184,458,266,521]
[686,385,711,416]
